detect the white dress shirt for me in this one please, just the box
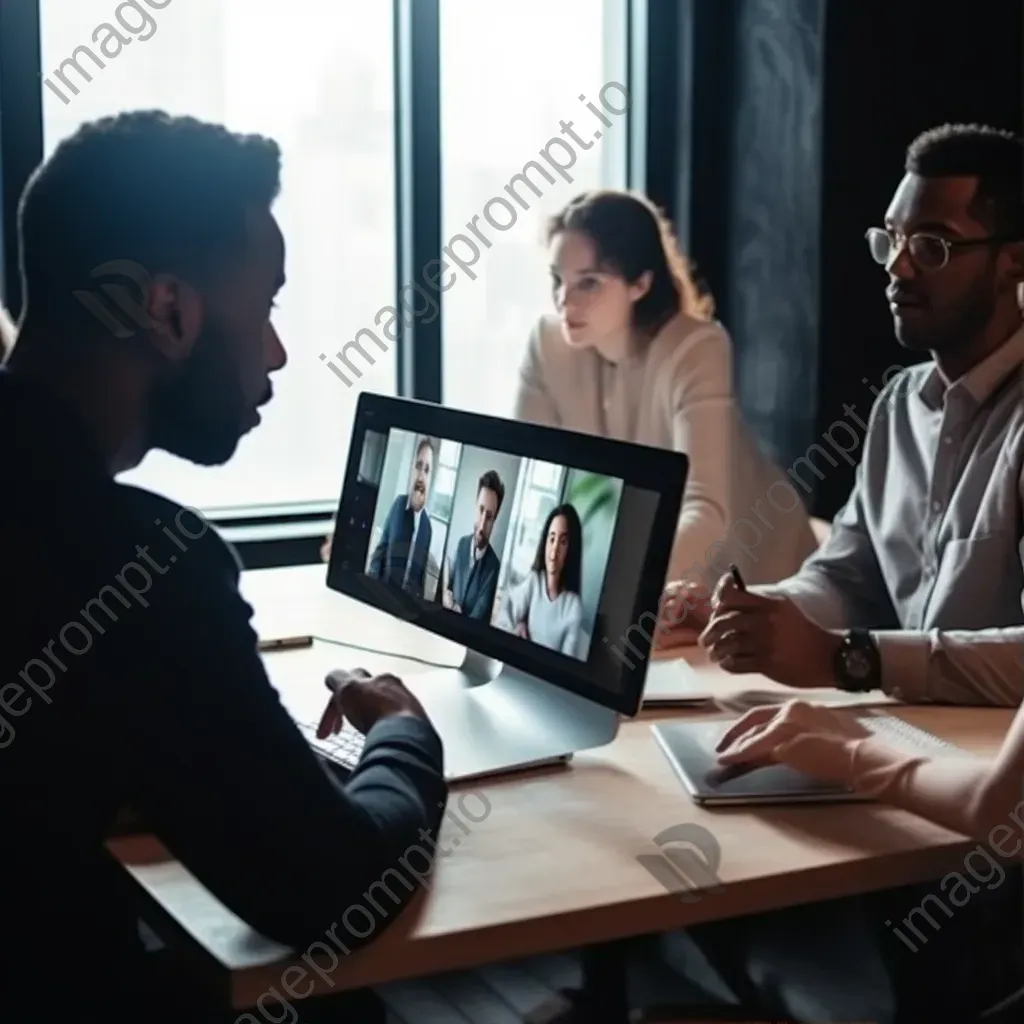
[769,323,1024,706]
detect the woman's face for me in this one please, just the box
[548,229,651,362]
[545,513,571,580]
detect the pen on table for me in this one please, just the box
[258,635,314,652]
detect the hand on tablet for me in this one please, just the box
[714,700,870,784]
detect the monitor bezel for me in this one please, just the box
[326,392,688,717]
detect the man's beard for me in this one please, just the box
[148,320,257,466]
[897,275,995,354]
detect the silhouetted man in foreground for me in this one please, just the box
[0,110,447,1023]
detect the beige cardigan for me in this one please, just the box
[515,313,817,586]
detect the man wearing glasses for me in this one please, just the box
[699,122,1024,711]
[666,123,1024,1024]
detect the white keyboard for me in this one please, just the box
[855,712,962,756]
[296,719,366,772]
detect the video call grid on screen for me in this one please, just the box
[328,396,687,717]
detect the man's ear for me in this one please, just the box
[147,275,203,363]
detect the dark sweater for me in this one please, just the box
[0,368,447,1015]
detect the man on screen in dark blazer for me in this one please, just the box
[368,436,436,595]
[443,469,504,621]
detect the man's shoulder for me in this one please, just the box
[109,482,242,580]
[872,361,928,406]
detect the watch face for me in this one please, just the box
[845,649,872,679]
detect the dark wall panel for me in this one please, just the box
[680,0,1024,516]
[724,0,825,471]
[815,0,1024,512]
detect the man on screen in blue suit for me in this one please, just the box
[443,469,504,621]
[368,436,435,596]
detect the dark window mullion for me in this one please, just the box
[0,0,44,316]
[393,0,442,404]
[634,0,682,226]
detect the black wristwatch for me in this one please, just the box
[832,630,881,692]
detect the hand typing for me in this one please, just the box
[318,668,428,738]
[715,700,871,784]
[699,574,841,688]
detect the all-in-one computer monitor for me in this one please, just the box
[322,393,687,782]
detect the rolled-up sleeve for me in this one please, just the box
[871,625,1024,707]
[869,471,1024,706]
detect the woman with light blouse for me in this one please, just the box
[323,190,818,614]
[515,189,817,625]
[495,502,584,657]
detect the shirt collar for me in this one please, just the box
[917,322,1024,412]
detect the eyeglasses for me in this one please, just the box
[865,227,1018,271]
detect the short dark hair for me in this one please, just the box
[906,123,1024,237]
[477,470,505,512]
[17,109,281,325]
[415,436,437,462]
[547,189,714,337]
[530,502,583,595]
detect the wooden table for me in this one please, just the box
[108,565,1014,1009]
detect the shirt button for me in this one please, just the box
[931,500,942,513]
[943,435,953,445]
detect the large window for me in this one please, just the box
[39,0,396,514]
[3,0,653,558]
[438,0,630,417]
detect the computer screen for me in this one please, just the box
[327,394,688,716]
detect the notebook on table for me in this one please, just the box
[651,712,961,806]
[641,659,896,710]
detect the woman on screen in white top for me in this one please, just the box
[497,503,584,657]
[515,190,817,640]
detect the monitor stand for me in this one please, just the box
[405,647,621,784]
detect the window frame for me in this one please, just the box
[0,0,673,568]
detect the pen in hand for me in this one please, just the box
[728,563,746,590]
